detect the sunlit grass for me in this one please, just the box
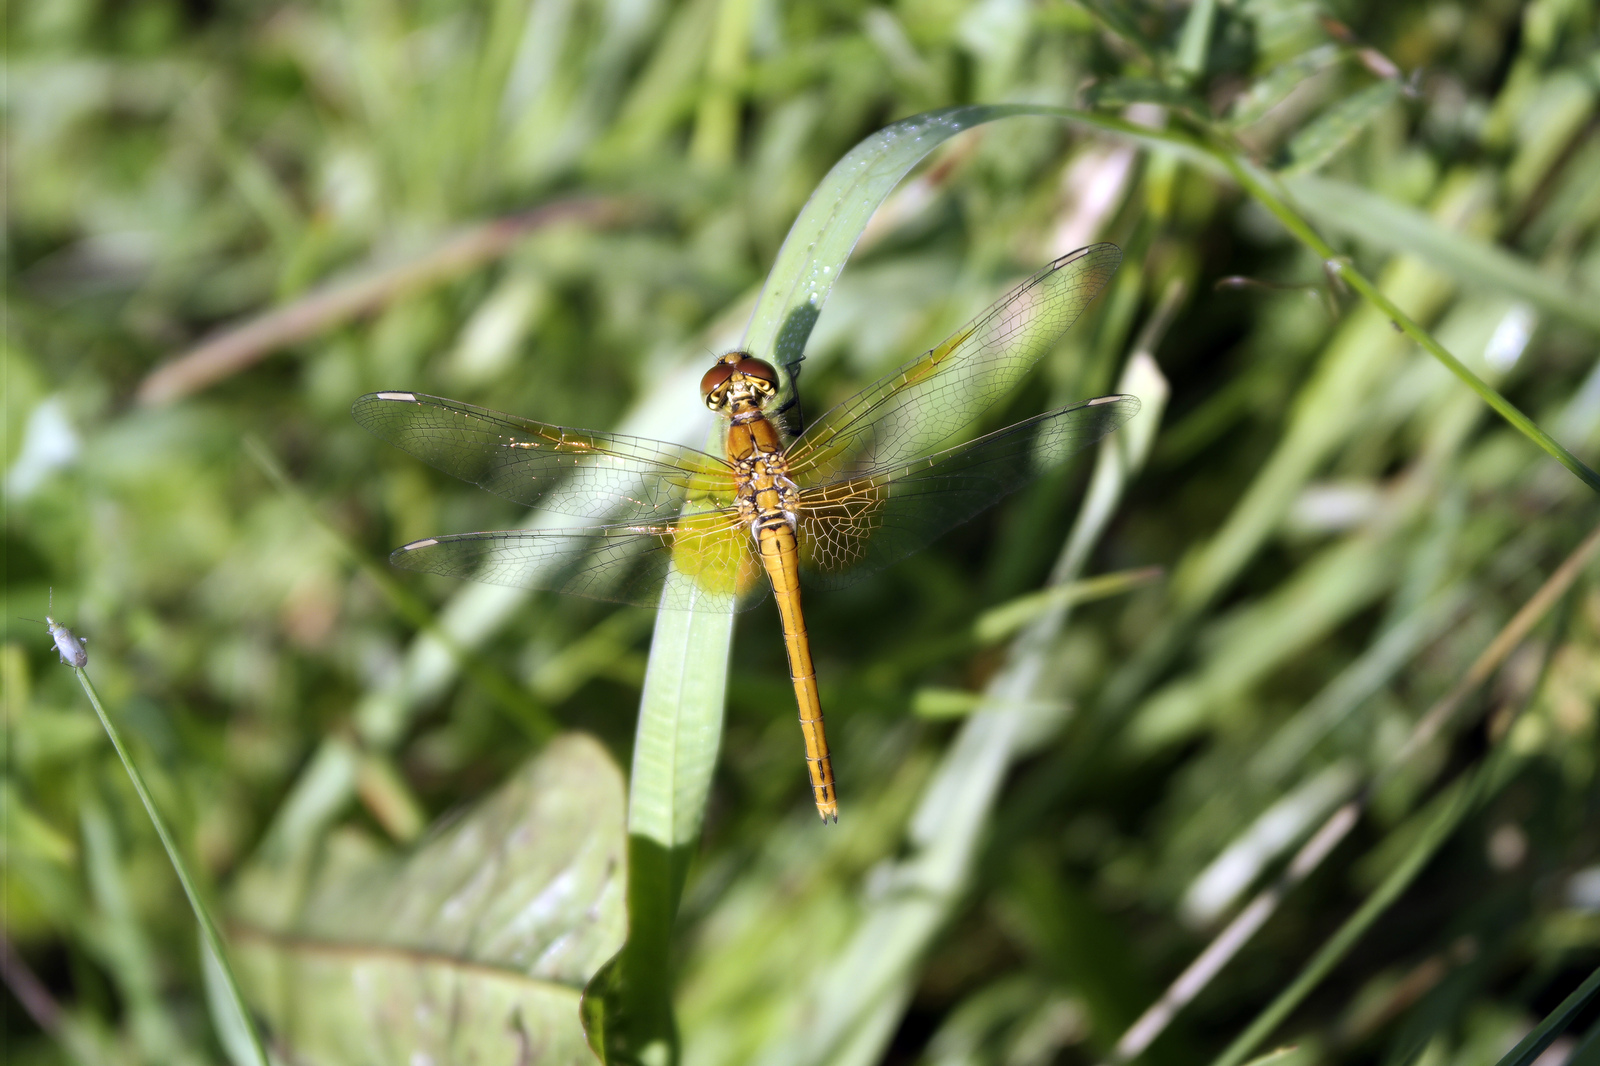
[6,0,1600,1063]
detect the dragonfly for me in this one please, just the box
[353,243,1139,822]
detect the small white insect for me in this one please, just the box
[35,588,88,668]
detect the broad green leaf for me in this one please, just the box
[233,734,626,1066]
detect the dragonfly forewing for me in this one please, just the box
[390,511,765,611]
[784,243,1122,484]
[796,394,1139,588]
[353,391,736,523]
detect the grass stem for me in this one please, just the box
[1209,146,1600,495]
[74,668,270,1066]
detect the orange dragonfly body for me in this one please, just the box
[354,243,1138,821]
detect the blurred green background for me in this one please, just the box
[6,0,1600,1062]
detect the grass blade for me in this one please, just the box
[591,103,1057,1064]
[1284,172,1600,333]
[1214,148,1600,494]
[1281,80,1401,174]
[73,669,269,1066]
[741,104,1049,388]
[1110,520,1600,1060]
[1489,965,1600,1066]
[1206,761,1490,1066]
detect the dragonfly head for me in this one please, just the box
[701,352,779,414]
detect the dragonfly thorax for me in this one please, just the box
[701,351,779,415]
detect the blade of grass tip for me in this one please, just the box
[1174,0,1216,79]
[1106,521,1600,1062]
[741,104,1057,390]
[73,669,269,1066]
[974,566,1164,645]
[242,435,556,742]
[764,333,1172,1066]
[1208,144,1600,495]
[1488,965,1600,1066]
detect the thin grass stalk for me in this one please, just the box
[1207,145,1600,495]
[74,668,269,1066]
[1024,107,1600,495]
[1488,964,1600,1066]
[1211,578,1577,1065]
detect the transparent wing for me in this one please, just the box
[785,244,1122,484]
[796,395,1139,587]
[352,391,736,523]
[390,509,768,611]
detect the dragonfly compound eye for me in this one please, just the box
[700,361,736,409]
[736,357,780,396]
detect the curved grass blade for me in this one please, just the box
[587,103,1068,1065]
[1109,521,1600,1060]
[73,669,270,1066]
[1487,965,1600,1066]
[1283,172,1600,334]
[591,100,1597,1064]
[741,104,1048,420]
[1213,148,1600,495]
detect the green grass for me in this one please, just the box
[6,0,1600,1064]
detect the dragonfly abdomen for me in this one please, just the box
[726,410,839,822]
[757,521,839,823]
